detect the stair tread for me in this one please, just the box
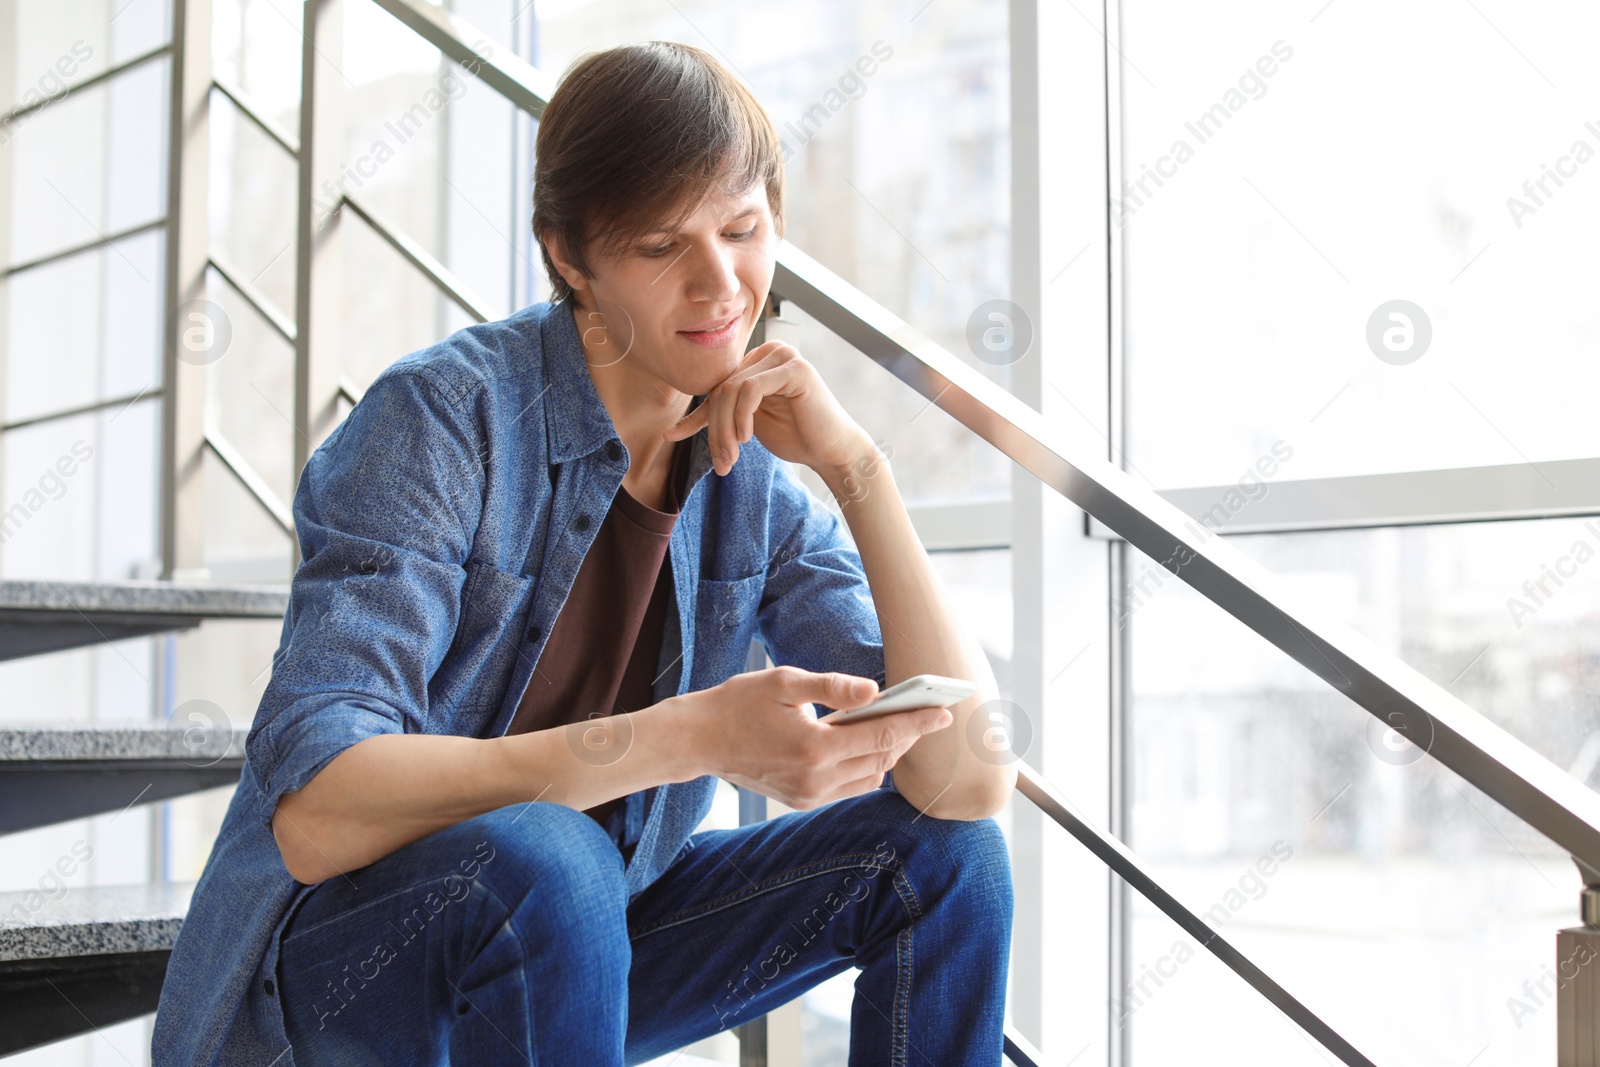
[0,578,288,617]
[0,723,250,762]
[0,881,194,962]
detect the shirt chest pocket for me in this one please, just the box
[433,560,534,714]
[694,572,766,666]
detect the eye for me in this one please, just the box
[727,228,757,241]
[641,243,674,258]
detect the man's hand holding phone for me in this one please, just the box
[675,666,961,811]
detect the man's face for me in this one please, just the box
[569,184,777,399]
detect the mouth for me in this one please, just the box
[677,311,742,347]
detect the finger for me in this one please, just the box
[712,386,737,473]
[664,401,710,442]
[782,669,879,711]
[734,374,765,443]
[828,706,952,760]
[814,769,894,807]
[831,739,913,783]
[667,346,790,447]
[734,363,802,443]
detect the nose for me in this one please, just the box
[682,238,739,304]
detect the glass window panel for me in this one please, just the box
[2,404,158,581]
[205,273,298,508]
[1121,3,1600,486]
[339,209,473,391]
[5,231,161,424]
[209,93,300,318]
[107,0,172,66]
[6,55,168,265]
[213,0,304,135]
[441,60,519,316]
[1127,517,1596,1063]
[202,445,293,583]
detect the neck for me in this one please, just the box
[569,296,694,477]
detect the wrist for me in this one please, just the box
[817,435,894,507]
[654,692,715,783]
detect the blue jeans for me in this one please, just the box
[275,782,1014,1065]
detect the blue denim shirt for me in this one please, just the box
[151,294,888,1066]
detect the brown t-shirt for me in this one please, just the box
[505,435,694,837]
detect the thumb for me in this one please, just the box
[779,668,878,710]
[829,673,879,709]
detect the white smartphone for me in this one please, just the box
[820,673,977,725]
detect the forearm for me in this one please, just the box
[271,698,707,883]
[816,443,1017,819]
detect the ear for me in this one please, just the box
[538,227,592,300]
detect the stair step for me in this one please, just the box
[0,578,289,662]
[0,723,250,834]
[0,885,734,1062]
[0,882,192,1057]
[0,881,192,962]
[0,723,250,762]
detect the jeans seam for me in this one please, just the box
[890,864,923,924]
[891,863,920,1067]
[280,874,485,946]
[628,851,893,941]
[895,926,911,1067]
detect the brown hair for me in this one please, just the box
[532,42,786,305]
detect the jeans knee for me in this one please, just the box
[948,815,1013,913]
[852,789,1013,919]
[466,801,628,932]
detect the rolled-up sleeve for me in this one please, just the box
[754,459,887,715]
[245,367,483,824]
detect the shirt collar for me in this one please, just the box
[541,293,624,465]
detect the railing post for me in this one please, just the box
[294,0,347,575]
[0,0,15,560]
[160,0,212,581]
[1558,859,1600,1065]
[1008,0,1116,1056]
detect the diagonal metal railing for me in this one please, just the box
[247,0,1600,1062]
[772,239,1600,869]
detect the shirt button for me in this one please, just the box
[574,513,592,531]
[263,979,276,997]
[604,440,623,462]
[526,623,542,642]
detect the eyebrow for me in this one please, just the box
[640,205,763,238]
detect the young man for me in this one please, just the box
[153,40,1015,1066]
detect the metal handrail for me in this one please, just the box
[0,43,171,129]
[370,0,554,116]
[340,193,491,324]
[210,74,299,156]
[1003,1025,1045,1067]
[773,237,1600,869]
[1,388,161,434]
[3,217,167,278]
[207,255,296,344]
[1016,760,1373,1065]
[202,425,296,537]
[337,376,366,407]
